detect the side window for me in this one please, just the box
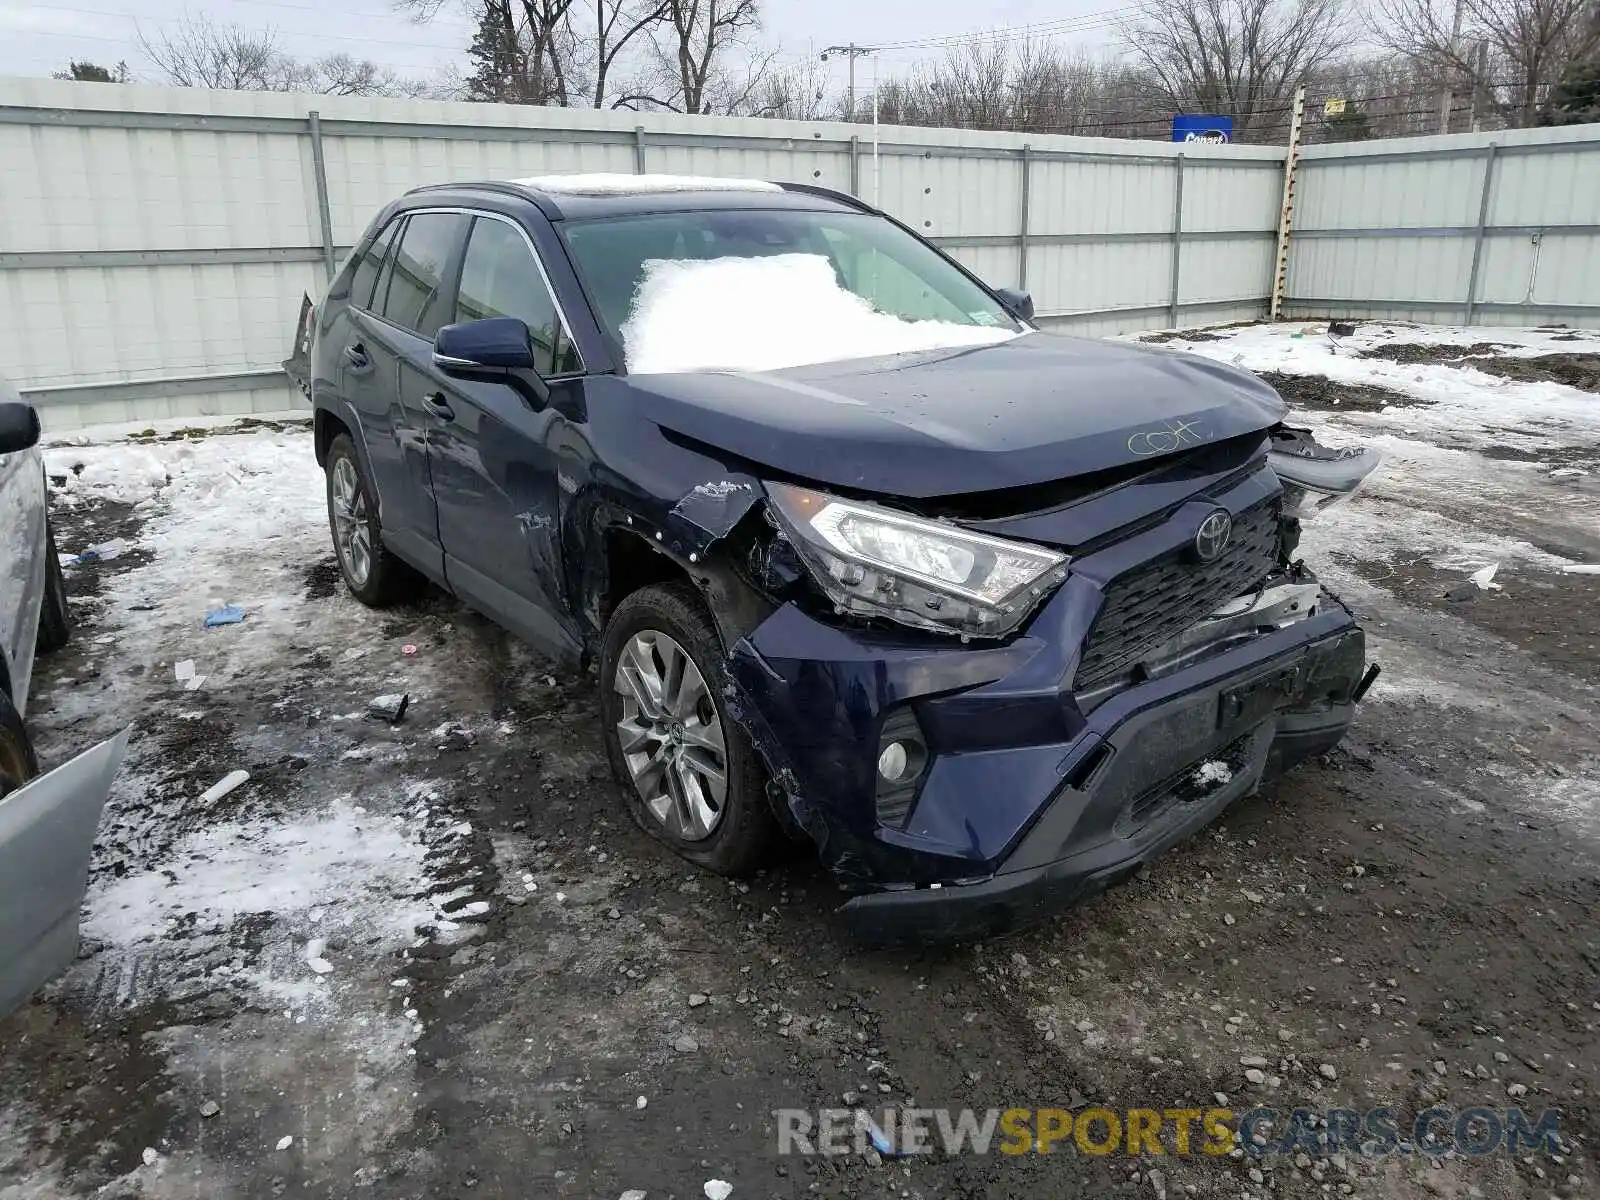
[456,217,581,376]
[379,212,468,338]
[348,218,400,310]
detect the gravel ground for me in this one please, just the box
[1,324,1597,1200]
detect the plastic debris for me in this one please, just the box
[275,1135,294,1151]
[1562,563,1600,575]
[172,659,205,694]
[402,643,419,656]
[73,539,126,565]
[199,769,250,805]
[305,938,333,974]
[1468,563,1500,590]
[703,1182,732,1200]
[367,693,410,723]
[204,604,245,627]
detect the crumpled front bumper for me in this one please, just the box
[727,584,1367,947]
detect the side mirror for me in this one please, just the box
[433,317,538,374]
[993,287,1035,322]
[0,402,42,454]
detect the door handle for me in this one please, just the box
[420,392,455,422]
[343,342,369,368]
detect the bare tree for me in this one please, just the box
[587,0,671,107]
[656,0,765,113]
[139,15,289,90]
[1118,0,1350,140]
[744,57,838,119]
[1372,0,1600,126]
[403,0,577,104]
[140,14,430,96]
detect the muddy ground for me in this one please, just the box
[3,344,1599,1200]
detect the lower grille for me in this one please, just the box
[1074,502,1280,692]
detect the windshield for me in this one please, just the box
[559,208,1022,374]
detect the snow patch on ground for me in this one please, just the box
[621,252,1019,374]
[1143,322,1600,458]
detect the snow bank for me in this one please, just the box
[622,252,1019,374]
[511,173,780,195]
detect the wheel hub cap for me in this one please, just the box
[613,630,728,842]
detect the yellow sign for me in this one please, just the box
[1323,97,1347,116]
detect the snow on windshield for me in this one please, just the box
[620,253,1019,374]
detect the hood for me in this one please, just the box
[627,333,1287,498]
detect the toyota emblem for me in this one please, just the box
[1194,509,1233,562]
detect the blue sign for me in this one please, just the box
[1172,115,1233,144]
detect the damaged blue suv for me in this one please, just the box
[292,174,1379,944]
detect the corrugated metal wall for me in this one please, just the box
[0,79,1282,429]
[1285,124,1600,327]
[1,78,1594,430]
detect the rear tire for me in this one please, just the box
[324,433,421,607]
[600,581,781,877]
[0,692,39,801]
[36,522,72,654]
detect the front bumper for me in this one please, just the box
[728,583,1367,946]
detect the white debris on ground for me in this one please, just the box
[1193,760,1234,788]
[622,252,1018,374]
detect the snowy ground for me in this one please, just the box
[2,324,1598,1200]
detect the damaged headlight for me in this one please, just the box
[766,482,1069,639]
[1269,429,1383,521]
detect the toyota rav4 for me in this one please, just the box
[289,174,1380,944]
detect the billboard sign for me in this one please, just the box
[1171,115,1233,144]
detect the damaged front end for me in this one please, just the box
[670,424,1381,944]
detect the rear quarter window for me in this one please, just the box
[347,219,401,311]
[378,212,469,337]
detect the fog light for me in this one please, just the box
[874,708,930,829]
[877,741,909,782]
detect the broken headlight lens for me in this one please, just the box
[765,482,1069,639]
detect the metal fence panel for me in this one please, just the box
[3,77,1593,431]
[1285,124,1600,326]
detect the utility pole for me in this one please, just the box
[822,43,875,119]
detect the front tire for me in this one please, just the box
[600,581,780,876]
[324,433,420,607]
[0,692,39,801]
[36,522,71,654]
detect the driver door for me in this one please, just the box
[417,214,586,661]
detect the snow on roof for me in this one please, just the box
[510,173,781,196]
[621,252,1018,374]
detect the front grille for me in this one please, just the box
[1074,502,1280,692]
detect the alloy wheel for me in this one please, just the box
[613,629,728,841]
[331,456,372,587]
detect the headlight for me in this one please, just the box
[766,482,1069,639]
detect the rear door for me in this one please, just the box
[0,729,128,1019]
[347,211,469,579]
[410,213,585,660]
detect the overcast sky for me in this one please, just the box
[0,0,1123,90]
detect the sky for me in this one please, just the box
[0,0,1125,91]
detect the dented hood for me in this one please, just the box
[626,332,1287,498]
